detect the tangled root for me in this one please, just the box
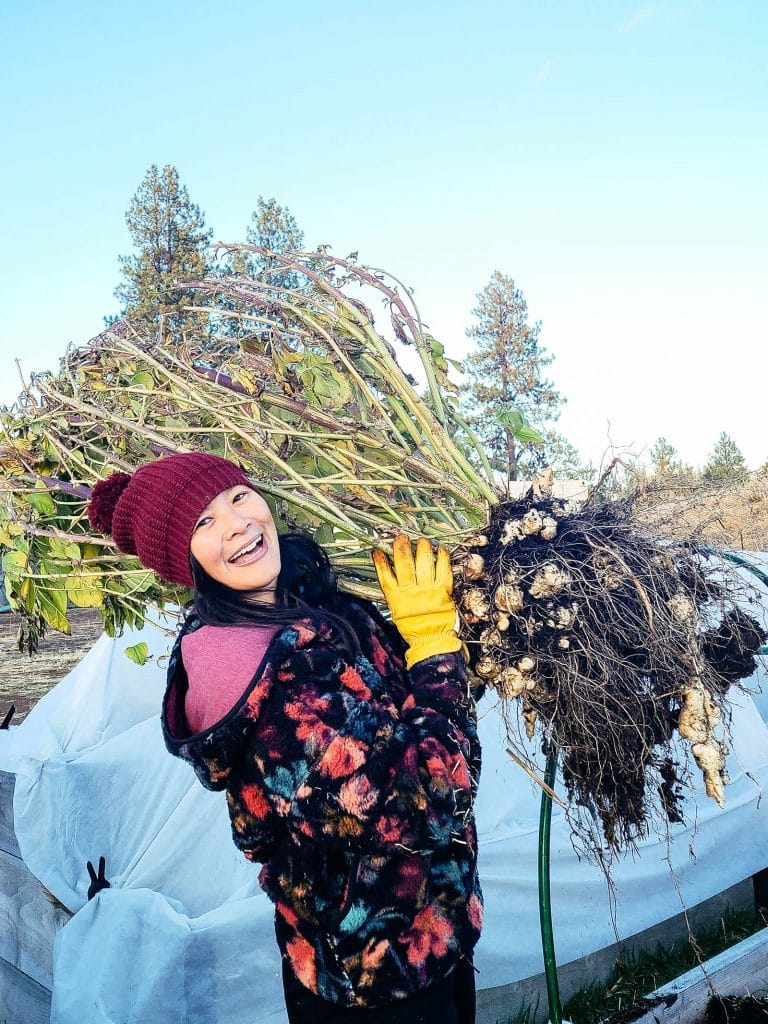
[455,491,767,854]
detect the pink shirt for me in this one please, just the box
[182,624,280,734]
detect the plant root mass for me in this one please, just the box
[454,491,767,854]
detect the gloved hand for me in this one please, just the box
[373,535,462,669]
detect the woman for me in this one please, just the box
[88,452,483,1023]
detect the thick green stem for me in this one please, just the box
[451,413,497,491]
[539,748,563,1024]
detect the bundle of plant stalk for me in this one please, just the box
[0,245,764,856]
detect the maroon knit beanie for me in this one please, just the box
[87,453,257,587]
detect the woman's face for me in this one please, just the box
[189,486,281,600]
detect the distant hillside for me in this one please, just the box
[634,474,768,552]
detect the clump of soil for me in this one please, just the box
[454,492,767,854]
[705,994,768,1023]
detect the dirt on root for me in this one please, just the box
[705,994,768,1023]
[0,608,104,724]
[604,990,768,1023]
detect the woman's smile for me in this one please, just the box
[190,486,281,597]
[228,533,266,565]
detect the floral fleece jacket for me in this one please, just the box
[161,597,483,1010]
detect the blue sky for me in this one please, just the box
[2,0,766,471]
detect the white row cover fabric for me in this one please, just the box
[1,575,767,1024]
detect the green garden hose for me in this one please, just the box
[539,748,562,1024]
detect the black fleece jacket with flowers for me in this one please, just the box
[161,597,482,1009]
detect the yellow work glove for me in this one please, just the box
[373,535,463,669]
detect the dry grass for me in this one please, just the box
[0,608,103,723]
[634,475,768,552]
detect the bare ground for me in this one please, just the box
[0,608,104,724]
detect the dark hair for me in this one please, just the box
[189,532,360,655]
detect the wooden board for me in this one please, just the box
[626,926,768,1024]
[0,769,21,858]
[0,846,71,990]
[0,956,52,1024]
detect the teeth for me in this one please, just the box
[230,536,263,562]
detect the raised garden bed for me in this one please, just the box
[602,926,768,1023]
[2,763,767,1024]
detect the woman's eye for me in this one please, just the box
[194,517,212,531]
[233,490,248,504]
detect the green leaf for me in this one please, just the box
[46,538,77,561]
[495,407,544,444]
[66,573,103,608]
[313,524,335,546]
[125,642,149,666]
[0,526,15,546]
[514,425,545,444]
[315,456,338,476]
[26,487,57,515]
[294,354,353,409]
[495,408,524,432]
[39,557,69,578]
[2,549,29,576]
[124,569,156,594]
[230,367,258,393]
[287,452,317,476]
[41,577,67,613]
[38,586,71,634]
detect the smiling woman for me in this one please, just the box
[86,451,484,1024]
[189,486,282,597]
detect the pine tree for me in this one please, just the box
[703,432,748,483]
[214,197,306,347]
[223,197,305,287]
[115,165,212,332]
[649,437,682,477]
[247,197,304,277]
[543,430,593,481]
[461,271,562,483]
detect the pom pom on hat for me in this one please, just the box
[88,473,132,536]
[85,453,256,587]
